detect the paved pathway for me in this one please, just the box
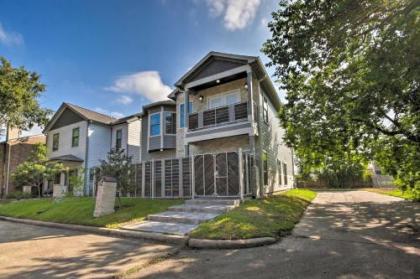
[133,190,420,279]
[0,221,178,278]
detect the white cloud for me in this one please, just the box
[0,23,23,46]
[106,71,171,102]
[116,95,133,105]
[206,0,261,31]
[94,107,125,119]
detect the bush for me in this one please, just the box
[6,191,32,200]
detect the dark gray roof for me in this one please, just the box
[111,112,143,125]
[48,154,84,162]
[142,99,176,110]
[65,103,116,124]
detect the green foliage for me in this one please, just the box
[98,149,134,195]
[0,57,51,130]
[262,0,419,191]
[191,189,316,240]
[67,168,85,197]
[0,197,183,228]
[12,144,63,197]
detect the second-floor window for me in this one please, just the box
[263,97,269,124]
[116,129,122,150]
[72,127,79,147]
[150,113,161,136]
[52,133,59,151]
[208,91,240,109]
[165,112,176,134]
[179,102,193,128]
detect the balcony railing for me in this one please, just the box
[188,102,248,130]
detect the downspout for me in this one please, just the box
[84,121,90,196]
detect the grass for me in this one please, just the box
[190,189,317,240]
[0,197,183,228]
[362,188,419,201]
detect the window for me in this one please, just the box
[52,133,59,151]
[116,129,122,150]
[278,160,282,186]
[208,91,240,109]
[179,102,193,128]
[150,113,161,136]
[263,151,268,186]
[283,163,288,186]
[54,172,61,184]
[263,97,269,123]
[72,127,79,147]
[165,112,176,134]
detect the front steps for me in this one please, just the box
[120,199,239,237]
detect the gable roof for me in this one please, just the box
[44,103,117,133]
[174,51,258,88]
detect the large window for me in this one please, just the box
[263,151,268,186]
[208,91,240,109]
[283,162,288,186]
[116,129,122,150]
[150,113,161,136]
[165,112,176,134]
[72,127,79,147]
[179,102,193,128]
[277,159,282,186]
[52,133,59,151]
[263,97,269,124]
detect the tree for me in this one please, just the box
[262,0,419,193]
[12,144,63,197]
[0,57,51,130]
[98,149,134,196]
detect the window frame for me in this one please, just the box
[207,90,241,109]
[277,159,282,186]
[263,151,268,186]
[71,127,80,147]
[179,102,193,128]
[164,111,176,135]
[52,133,59,151]
[283,162,288,186]
[149,112,161,137]
[115,129,123,150]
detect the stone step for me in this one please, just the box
[169,204,235,214]
[147,211,218,225]
[185,199,240,206]
[121,221,197,236]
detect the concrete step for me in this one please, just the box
[147,211,218,225]
[169,204,235,214]
[185,199,240,206]
[121,221,197,236]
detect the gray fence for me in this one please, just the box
[91,149,254,199]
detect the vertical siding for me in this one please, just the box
[127,119,141,163]
[111,124,128,151]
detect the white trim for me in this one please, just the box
[185,127,252,144]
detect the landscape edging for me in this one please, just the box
[188,237,277,249]
[0,216,187,245]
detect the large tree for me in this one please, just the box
[262,0,419,194]
[0,57,50,132]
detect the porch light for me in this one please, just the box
[216,79,220,83]
[244,83,248,89]
[198,95,204,102]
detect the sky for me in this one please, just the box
[0,0,280,137]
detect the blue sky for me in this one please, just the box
[0,0,279,128]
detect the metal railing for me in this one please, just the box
[188,102,248,130]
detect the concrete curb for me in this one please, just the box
[0,216,187,245]
[188,237,277,249]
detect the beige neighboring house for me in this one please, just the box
[0,126,46,197]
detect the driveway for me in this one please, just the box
[0,221,178,278]
[133,190,420,279]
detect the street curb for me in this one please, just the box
[0,216,188,245]
[188,237,277,249]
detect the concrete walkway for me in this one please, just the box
[132,190,420,279]
[0,220,179,278]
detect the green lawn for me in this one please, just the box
[0,197,183,228]
[363,188,419,201]
[190,189,317,240]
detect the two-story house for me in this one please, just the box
[44,51,294,198]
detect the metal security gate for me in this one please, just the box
[129,149,253,199]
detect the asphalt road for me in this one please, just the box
[133,190,420,279]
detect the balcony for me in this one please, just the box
[188,102,248,131]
